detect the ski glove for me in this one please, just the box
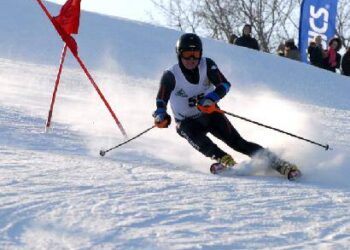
[153,108,171,128]
[197,91,220,114]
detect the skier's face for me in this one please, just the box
[180,50,201,70]
[181,57,199,70]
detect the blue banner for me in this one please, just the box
[299,0,338,63]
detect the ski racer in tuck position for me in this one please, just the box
[153,33,301,180]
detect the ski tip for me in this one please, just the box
[287,170,302,181]
[210,163,228,174]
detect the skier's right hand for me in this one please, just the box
[196,91,220,114]
[153,108,171,128]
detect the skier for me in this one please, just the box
[153,33,300,180]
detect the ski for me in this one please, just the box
[210,163,228,174]
[210,162,302,181]
[287,169,302,181]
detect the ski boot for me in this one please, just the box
[273,160,302,181]
[262,150,301,180]
[210,154,236,174]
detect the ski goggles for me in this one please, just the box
[180,50,201,60]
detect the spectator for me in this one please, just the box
[276,42,285,57]
[234,24,259,50]
[228,34,238,44]
[284,39,301,61]
[323,37,342,72]
[342,47,350,76]
[308,35,325,68]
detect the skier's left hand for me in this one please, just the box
[197,92,219,114]
[197,99,217,113]
[198,98,214,107]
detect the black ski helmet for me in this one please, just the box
[176,33,202,57]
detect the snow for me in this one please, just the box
[0,0,350,249]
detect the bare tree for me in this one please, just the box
[233,0,297,51]
[152,0,297,52]
[337,0,350,48]
[151,0,349,51]
[151,0,202,33]
[198,0,241,41]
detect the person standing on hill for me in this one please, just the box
[284,39,301,61]
[234,24,260,51]
[152,33,300,180]
[341,47,350,76]
[308,35,325,68]
[323,37,342,72]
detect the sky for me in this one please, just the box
[46,0,163,23]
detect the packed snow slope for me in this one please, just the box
[0,1,350,249]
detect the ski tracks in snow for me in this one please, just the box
[1,145,350,249]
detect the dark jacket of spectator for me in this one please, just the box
[308,35,325,68]
[323,38,342,72]
[308,42,324,68]
[234,24,259,51]
[342,48,350,76]
[284,39,301,61]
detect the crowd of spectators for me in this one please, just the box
[229,24,349,77]
[308,36,342,73]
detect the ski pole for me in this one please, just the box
[100,125,156,157]
[215,108,331,150]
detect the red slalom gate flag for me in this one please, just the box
[51,18,78,56]
[51,0,81,56]
[37,0,128,137]
[39,0,81,128]
[53,0,81,35]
